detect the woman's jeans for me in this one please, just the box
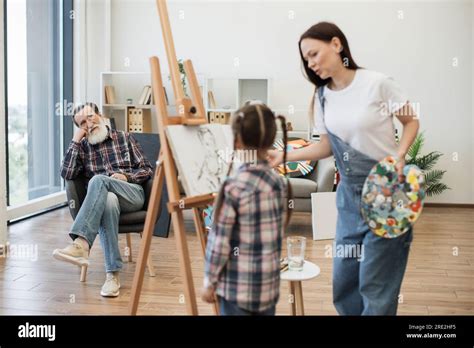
[69,175,145,273]
[333,180,413,315]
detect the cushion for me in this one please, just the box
[119,210,147,225]
[273,137,316,178]
[289,177,318,198]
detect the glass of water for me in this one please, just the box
[287,236,306,271]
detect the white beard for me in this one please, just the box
[87,119,109,145]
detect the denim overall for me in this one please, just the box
[318,87,412,315]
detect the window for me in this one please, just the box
[5,0,73,210]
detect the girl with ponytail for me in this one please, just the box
[201,103,292,316]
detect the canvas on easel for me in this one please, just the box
[166,124,233,196]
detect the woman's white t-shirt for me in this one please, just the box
[313,69,409,161]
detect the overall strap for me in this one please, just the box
[317,85,326,117]
[316,84,377,183]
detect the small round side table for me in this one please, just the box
[281,261,320,315]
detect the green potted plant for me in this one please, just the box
[178,59,187,96]
[168,59,188,96]
[406,132,450,197]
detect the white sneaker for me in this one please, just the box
[100,272,120,297]
[53,241,89,266]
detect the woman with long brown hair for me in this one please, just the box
[268,22,419,315]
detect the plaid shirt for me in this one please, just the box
[61,128,153,185]
[204,160,287,313]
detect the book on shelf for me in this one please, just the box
[208,90,217,108]
[104,117,116,130]
[145,87,152,105]
[104,85,116,104]
[137,86,149,105]
[104,86,109,104]
[138,85,155,105]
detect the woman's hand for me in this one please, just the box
[267,136,332,168]
[267,149,284,168]
[395,155,406,183]
[200,285,216,303]
[394,103,419,183]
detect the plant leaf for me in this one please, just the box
[411,151,443,171]
[407,133,424,159]
[426,183,450,197]
[423,169,446,186]
[404,132,450,197]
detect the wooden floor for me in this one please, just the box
[0,206,473,315]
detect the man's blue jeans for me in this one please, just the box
[69,175,145,273]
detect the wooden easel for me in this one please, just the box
[128,0,219,316]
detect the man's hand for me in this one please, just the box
[73,128,87,143]
[200,285,216,303]
[111,173,128,182]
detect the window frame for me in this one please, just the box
[4,0,73,222]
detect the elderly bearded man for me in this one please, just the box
[53,103,153,297]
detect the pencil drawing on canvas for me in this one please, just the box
[166,124,233,197]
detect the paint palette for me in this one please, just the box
[361,156,425,238]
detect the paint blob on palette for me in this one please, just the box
[361,156,425,238]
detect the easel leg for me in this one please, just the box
[170,210,199,314]
[192,207,207,255]
[140,232,156,277]
[192,207,220,315]
[128,157,164,315]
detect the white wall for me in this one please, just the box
[0,0,7,247]
[74,0,110,103]
[81,0,473,204]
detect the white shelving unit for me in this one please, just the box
[206,77,271,123]
[238,79,269,106]
[206,78,237,111]
[100,73,270,129]
[100,71,206,133]
[100,72,155,132]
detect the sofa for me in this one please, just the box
[289,155,335,212]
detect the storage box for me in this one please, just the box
[208,111,231,124]
[128,108,151,133]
